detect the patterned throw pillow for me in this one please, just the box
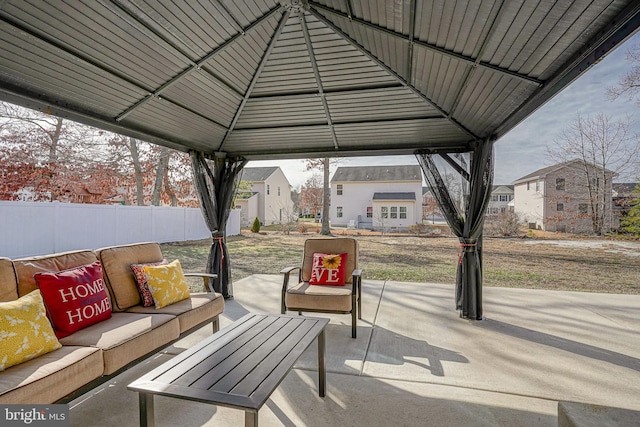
[309,253,348,286]
[144,259,190,309]
[35,261,112,338]
[130,260,168,307]
[0,290,61,371]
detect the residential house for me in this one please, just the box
[330,165,422,231]
[487,185,514,216]
[513,160,616,233]
[237,166,294,226]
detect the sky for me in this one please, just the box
[248,31,640,189]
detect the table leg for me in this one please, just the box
[245,410,258,427]
[318,328,326,397]
[139,393,154,427]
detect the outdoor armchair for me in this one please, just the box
[281,237,362,338]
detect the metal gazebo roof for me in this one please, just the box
[1,0,639,160]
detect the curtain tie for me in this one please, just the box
[458,243,477,265]
[212,233,225,265]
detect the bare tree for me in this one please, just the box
[607,43,640,104]
[298,174,323,217]
[152,146,171,206]
[305,158,332,235]
[547,113,640,235]
[127,137,146,206]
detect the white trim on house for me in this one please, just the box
[330,166,422,231]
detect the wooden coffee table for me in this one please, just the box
[128,313,328,427]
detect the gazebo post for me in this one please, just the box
[190,151,247,299]
[416,137,495,320]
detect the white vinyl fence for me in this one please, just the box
[0,201,240,258]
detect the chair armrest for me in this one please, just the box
[280,266,299,275]
[184,273,218,293]
[281,266,301,314]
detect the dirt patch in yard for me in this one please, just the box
[162,231,640,295]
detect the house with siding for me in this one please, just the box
[237,166,294,226]
[512,160,615,233]
[487,185,514,215]
[329,165,423,231]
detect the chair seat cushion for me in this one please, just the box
[285,281,352,312]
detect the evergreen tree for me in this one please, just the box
[620,183,640,236]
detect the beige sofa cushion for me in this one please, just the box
[96,242,163,311]
[59,312,179,375]
[285,282,353,312]
[127,292,224,333]
[13,250,98,297]
[0,346,103,404]
[301,238,358,284]
[0,257,18,302]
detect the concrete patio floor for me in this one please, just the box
[69,275,640,426]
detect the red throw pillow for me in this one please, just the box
[35,261,112,338]
[309,253,348,286]
[130,260,168,307]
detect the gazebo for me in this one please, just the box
[1,0,639,320]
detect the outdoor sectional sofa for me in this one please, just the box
[0,242,224,404]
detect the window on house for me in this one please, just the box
[578,203,588,214]
[390,206,398,219]
[266,184,270,195]
[499,195,508,202]
[400,206,407,219]
[337,206,343,218]
[337,184,343,195]
[366,206,372,218]
[535,181,540,192]
[491,195,498,201]
[277,186,280,196]
[527,182,530,190]
[509,195,513,201]
[557,203,564,212]
[556,178,565,191]
[381,206,388,219]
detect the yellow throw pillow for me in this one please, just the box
[144,259,190,309]
[0,290,62,371]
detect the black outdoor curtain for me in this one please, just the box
[190,151,247,299]
[416,138,495,320]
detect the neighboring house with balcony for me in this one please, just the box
[329,165,423,231]
[236,166,294,226]
[487,185,514,216]
[513,160,615,233]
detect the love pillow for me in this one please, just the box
[309,253,347,286]
[35,261,112,338]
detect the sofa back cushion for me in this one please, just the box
[0,257,18,302]
[13,250,99,298]
[96,242,163,311]
[302,238,358,284]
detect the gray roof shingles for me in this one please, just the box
[241,166,278,182]
[331,165,422,182]
[372,192,416,200]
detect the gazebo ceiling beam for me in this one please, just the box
[300,11,339,150]
[407,0,416,84]
[308,1,542,87]
[307,5,479,141]
[114,4,282,122]
[217,10,291,151]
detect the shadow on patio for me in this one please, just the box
[68,275,640,426]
